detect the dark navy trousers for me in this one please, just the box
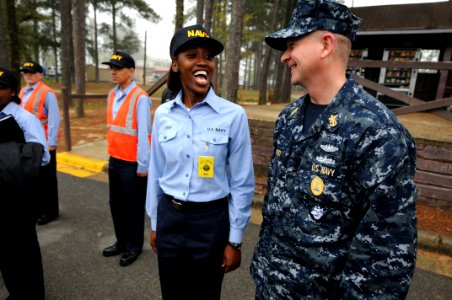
[156,195,229,300]
[108,157,147,252]
[0,188,45,300]
[35,149,59,218]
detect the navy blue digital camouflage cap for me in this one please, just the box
[265,0,362,51]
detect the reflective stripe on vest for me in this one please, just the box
[106,87,142,135]
[107,86,148,162]
[19,82,53,140]
[19,81,50,125]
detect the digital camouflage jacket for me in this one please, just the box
[251,76,417,299]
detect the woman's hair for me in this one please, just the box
[167,66,182,92]
[12,90,20,104]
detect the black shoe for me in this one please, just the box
[119,250,141,267]
[103,242,125,257]
[36,214,58,225]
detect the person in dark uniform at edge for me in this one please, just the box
[101,51,152,267]
[0,67,50,300]
[146,24,255,300]
[19,60,61,225]
[250,0,418,299]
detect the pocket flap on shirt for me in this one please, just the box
[159,128,178,142]
[200,133,228,144]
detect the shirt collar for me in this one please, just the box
[171,87,222,114]
[114,81,136,96]
[27,82,40,90]
[1,102,19,115]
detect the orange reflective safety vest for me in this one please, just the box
[107,86,151,162]
[19,81,56,139]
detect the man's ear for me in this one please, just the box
[320,32,335,58]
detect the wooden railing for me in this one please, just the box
[348,59,452,120]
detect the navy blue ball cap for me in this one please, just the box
[102,51,135,69]
[0,67,21,103]
[19,60,44,73]
[265,0,362,51]
[170,24,224,58]
[0,67,18,89]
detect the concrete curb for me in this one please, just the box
[418,230,452,257]
[57,152,109,173]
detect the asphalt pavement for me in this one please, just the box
[1,172,451,299]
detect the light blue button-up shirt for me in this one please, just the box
[146,88,255,243]
[111,81,152,173]
[2,102,50,165]
[21,81,60,147]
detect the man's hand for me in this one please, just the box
[150,230,157,253]
[222,244,241,273]
[137,172,148,177]
[48,146,57,151]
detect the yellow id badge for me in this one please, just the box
[198,156,214,178]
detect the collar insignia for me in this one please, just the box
[328,114,337,127]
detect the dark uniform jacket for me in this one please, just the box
[251,76,417,299]
[0,142,43,218]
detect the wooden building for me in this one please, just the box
[350,1,452,105]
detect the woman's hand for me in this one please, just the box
[150,230,157,253]
[222,244,241,273]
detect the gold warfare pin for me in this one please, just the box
[328,114,337,127]
[310,176,324,196]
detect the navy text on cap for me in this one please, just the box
[19,60,44,73]
[169,24,224,58]
[102,51,135,69]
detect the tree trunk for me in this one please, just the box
[143,31,147,84]
[204,0,214,32]
[175,0,184,31]
[0,1,8,67]
[279,0,296,103]
[280,64,292,103]
[5,0,20,81]
[33,17,40,62]
[253,42,262,90]
[221,0,246,103]
[93,0,99,82]
[73,0,86,118]
[112,2,118,52]
[243,55,249,90]
[196,0,204,25]
[51,4,60,82]
[60,0,73,150]
[272,53,284,103]
[258,0,281,105]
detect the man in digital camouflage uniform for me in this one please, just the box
[250,0,418,299]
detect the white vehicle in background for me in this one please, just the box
[46,66,61,77]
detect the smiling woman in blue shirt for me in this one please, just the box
[146,24,255,300]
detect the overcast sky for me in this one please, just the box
[96,0,448,61]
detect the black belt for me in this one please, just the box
[163,194,227,211]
